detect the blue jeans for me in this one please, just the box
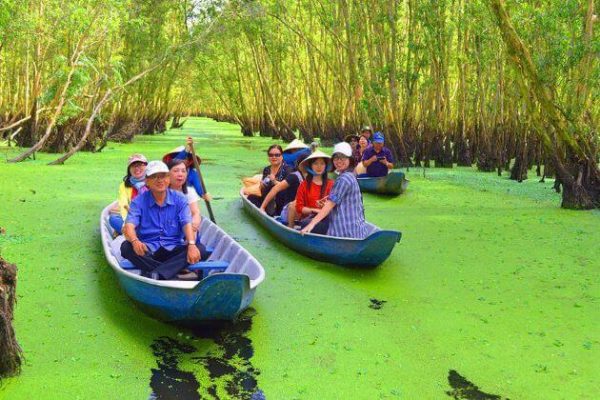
[109,214,124,235]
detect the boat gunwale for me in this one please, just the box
[100,202,265,290]
[239,188,400,244]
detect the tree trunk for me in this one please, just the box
[510,137,528,182]
[48,90,113,165]
[0,257,22,378]
[488,0,600,208]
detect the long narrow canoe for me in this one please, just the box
[101,202,265,322]
[357,171,409,195]
[240,189,401,268]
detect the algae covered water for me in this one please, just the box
[0,118,598,399]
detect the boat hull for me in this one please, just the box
[101,202,264,323]
[240,189,401,268]
[116,272,255,322]
[357,171,408,195]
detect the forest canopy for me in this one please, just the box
[0,0,598,208]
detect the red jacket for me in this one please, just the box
[295,179,334,215]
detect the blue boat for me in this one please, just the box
[101,202,265,322]
[240,190,401,268]
[357,171,409,195]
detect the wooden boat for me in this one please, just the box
[240,189,401,268]
[357,171,408,195]
[100,202,265,323]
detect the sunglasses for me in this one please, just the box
[268,153,282,157]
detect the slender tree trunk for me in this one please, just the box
[488,0,600,208]
[0,257,22,378]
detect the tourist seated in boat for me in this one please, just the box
[121,161,208,281]
[352,135,371,173]
[361,131,394,178]
[301,142,368,239]
[168,159,202,240]
[247,144,292,209]
[345,134,359,150]
[108,153,148,235]
[260,152,310,224]
[294,150,334,234]
[360,125,374,142]
[162,137,211,201]
[282,139,310,169]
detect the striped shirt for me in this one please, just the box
[326,172,368,239]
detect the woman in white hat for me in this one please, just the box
[301,143,368,239]
[294,150,334,233]
[109,153,148,234]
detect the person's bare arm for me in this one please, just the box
[260,180,290,211]
[183,223,200,264]
[123,223,148,256]
[189,201,201,232]
[301,200,336,234]
[362,155,378,167]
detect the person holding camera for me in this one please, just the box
[361,131,394,177]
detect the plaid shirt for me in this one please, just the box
[326,172,368,239]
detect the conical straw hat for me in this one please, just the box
[298,150,332,174]
[283,139,309,152]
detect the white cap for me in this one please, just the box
[127,153,148,166]
[332,142,353,158]
[145,160,169,177]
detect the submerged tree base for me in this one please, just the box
[555,156,600,210]
[0,257,22,378]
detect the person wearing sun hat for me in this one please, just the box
[282,138,311,169]
[360,125,374,142]
[109,153,149,235]
[162,137,210,200]
[120,160,209,281]
[301,142,368,239]
[344,134,360,148]
[361,131,394,177]
[294,150,334,234]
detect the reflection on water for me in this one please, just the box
[445,370,506,400]
[148,309,264,400]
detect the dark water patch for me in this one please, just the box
[149,337,200,400]
[446,370,507,400]
[189,309,264,400]
[369,298,387,310]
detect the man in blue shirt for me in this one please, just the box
[361,131,394,177]
[121,160,207,280]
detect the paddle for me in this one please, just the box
[188,138,217,224]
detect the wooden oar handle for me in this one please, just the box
[188,138,217,224]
